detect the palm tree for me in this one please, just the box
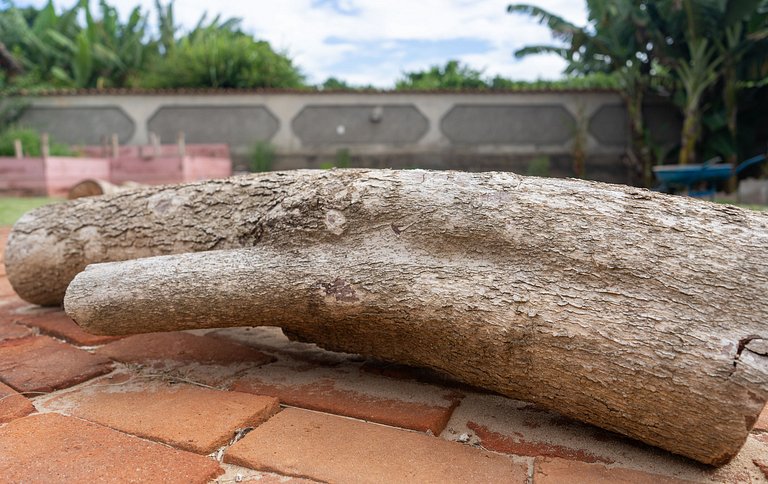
[717,5,768,164]
[649,0,766,164]
[155,0,176,56]
[94,0,152,87]
[0,0,83,85]
[508,1,657,185]
[0,0,148,88]
[0,42,23,78]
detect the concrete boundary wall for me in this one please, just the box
[8,91,681,184]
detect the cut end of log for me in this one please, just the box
[68,179,116,199]
[68,179,145,200]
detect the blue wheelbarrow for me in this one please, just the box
[653,153,767,198]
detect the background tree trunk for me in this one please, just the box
[11,168,758,466]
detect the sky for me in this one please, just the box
[16,0,588,87]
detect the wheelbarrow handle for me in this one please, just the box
[735,154,767,175]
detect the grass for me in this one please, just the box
[0,197,61,226]
[715,199,768,212]
[735,204,767,211]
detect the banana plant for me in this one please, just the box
[656,0,765,164]
[508,0,657,185]
[716,4,768,164]
[0,0,81,84]
[675,39,723,164]
[45,0,122,88]
[1,0,155,88]
[155,0,176,55]
[95,0,151,86]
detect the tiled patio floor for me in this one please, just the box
[1,226,767,483]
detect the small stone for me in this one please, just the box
[14,311,122,346]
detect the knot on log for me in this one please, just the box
[319,278,359,303]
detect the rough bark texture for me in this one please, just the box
[41,169,768,466]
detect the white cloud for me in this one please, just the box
[17,0,588,86]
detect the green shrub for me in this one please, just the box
[0,127,72,157]
[335,148,351,168]
[143,30,304,89]
[319,148,352,169]
[526,156,551,177]
[248,141,274,172]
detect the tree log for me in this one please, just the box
[47,170,768,465]
[67,179,145,200]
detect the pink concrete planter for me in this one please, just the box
[0,144,231,197]
[0,156,109,197]
[0,157,46,195]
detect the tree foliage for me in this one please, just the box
[396,60,487,90]
[509,0,768,176]
[319,77,359,90]
[395,60,619,90]
[144,28,304,89]
[0,0,304,89]
[0,126,71,156]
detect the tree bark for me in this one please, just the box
[33,169,765,466]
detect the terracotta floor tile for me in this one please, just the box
[0,335,113,392]
[0,320,33,342]
[442,393,636,465]
[0,413,223,483]
[47,383,279,454]
[95,331,275,367]
[225,408,527,483]
[15,310,123,346]
[0,381,35,423]
[1,301,65,344]
[466,420,613,464]
[439,392,754,482]
[231,356,461,435]
[533,457,695,484]
[0,297,37,321]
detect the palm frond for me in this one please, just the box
[507,4,582,41]
[514,45,568,59]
